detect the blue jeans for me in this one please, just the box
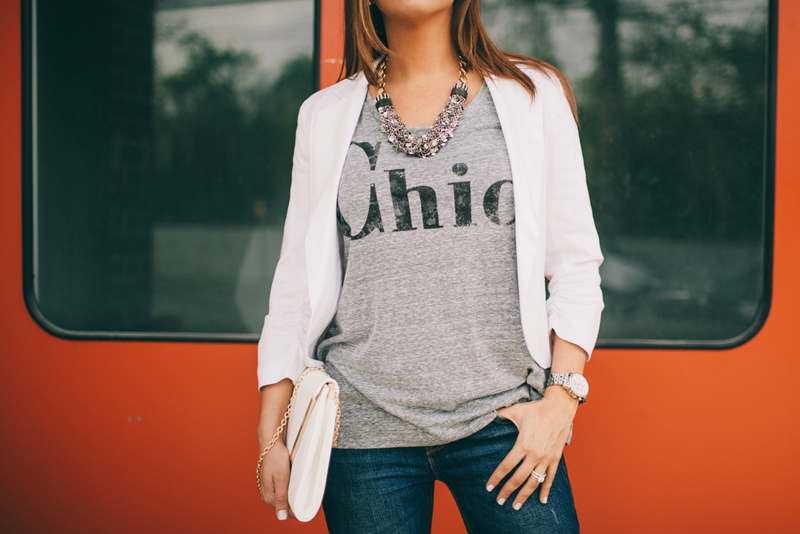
[322,417,579,534]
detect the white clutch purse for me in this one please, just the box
[285,367,340,521]
[257,367,340,522]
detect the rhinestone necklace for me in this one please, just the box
[374,56,469,158]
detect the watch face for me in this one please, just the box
[568,374,589,397]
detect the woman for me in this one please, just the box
[256,0,603,532]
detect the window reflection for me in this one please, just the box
[151,1,314,333]
[483,0,770,342]
[32,0,314,335]
[29,0,771,343]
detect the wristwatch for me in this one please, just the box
[546,373,589,404]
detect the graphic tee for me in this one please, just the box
[319,84,546,448]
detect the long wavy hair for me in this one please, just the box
[342,0,578,121]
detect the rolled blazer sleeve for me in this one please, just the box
[257,98,314,389]
[542,77,604,359]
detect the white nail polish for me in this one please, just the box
[513,503,522,511]
[486,484,495,492]
[542,496,548,504]
[277,510,288,521]
[497,498,506,506]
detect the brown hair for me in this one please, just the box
[342,0,578,121]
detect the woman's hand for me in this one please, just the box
[487,385,578,509]
[257,439,295,520]
[257,378,294,520]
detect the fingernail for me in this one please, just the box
[497,498,506,506]
[486,484,495,492]
[277,510,288,521]
[542,496,548,504]
[513,502,522,511]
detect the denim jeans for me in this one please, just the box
[322,417,579,534]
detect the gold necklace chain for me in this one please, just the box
[376,55,468,95]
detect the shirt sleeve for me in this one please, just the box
[256,98,315,389]
[542,77,604,360]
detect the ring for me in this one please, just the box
[530,469,546,484]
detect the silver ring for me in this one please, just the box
[530,469,546,484]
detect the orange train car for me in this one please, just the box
[1,0,797,532]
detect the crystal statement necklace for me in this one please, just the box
[374,56,469,158]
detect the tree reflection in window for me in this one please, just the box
[148,4,315,334]
[483,0,770,342]
[29,0,315,336]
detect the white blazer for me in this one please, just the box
[257,67,604,389]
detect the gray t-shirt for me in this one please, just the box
[318,84,546,448]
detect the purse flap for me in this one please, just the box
[285,368,338,453]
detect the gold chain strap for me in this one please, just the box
[256,368,340,495]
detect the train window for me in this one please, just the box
[24,0,317,338]
[24,0,774,346]
[483,0,774,346]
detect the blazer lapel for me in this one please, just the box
[486,75,544,299]
[304,74,370,345]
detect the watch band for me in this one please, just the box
[546,373,587,404]
[546,373,572,388]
